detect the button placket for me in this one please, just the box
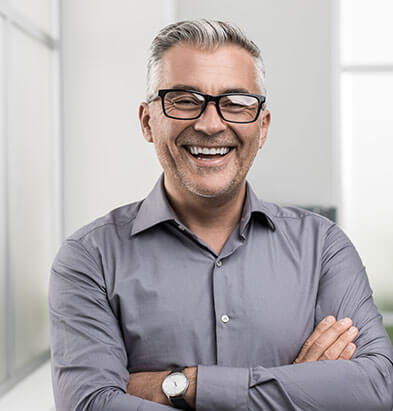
[213,256,231,364]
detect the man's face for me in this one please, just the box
[139,43,271,200]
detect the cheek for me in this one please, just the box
[251,125,263,150]
[152,124,189,161]
[232,126,261,152]
[149,115,166,139]
[151,118,187,144]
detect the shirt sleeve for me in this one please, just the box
[196,223,393,411]
[49,239,174,411]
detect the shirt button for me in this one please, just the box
[216,260,222,267]
[178,224,185,231]
[221,314,229,323]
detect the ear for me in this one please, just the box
[139,102,154,143]
[258,109,271,149]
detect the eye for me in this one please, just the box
[221,101,245,108]
[220,95,259,112]
[164,91,205,108]
[172,98,201,106]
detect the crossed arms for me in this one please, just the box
[49,224,393,410]
[125,315,360,407]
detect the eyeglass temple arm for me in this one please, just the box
[147,92,160,104]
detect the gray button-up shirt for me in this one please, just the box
[49,172,393,411]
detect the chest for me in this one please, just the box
[105,228,320,371]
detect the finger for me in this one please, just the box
[319,326,358,361]
[338,343,356,360]
[301,317,353,362]
[294,315,336,363]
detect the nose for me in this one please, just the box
[193,101,227,135]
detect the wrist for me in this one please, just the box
[183,366,197,409]
[161,366,197,409]
[155,370,173,406]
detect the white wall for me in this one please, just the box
[176,0,334,209]
[61,0,175,237]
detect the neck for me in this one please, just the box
[163,174,247,233]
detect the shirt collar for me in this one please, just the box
[130,173,179,237]
[239,178,276,237]
[130,172,276,238]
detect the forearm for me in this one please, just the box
[196,354,393,411]
[81,389,175,411]
[52,363,176,411]
[126,366,197,409]
[82,369,197,411]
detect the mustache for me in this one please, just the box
[178,127,238,147]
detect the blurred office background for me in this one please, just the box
[0,0,392,409]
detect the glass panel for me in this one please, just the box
[0,16,7,383]
[341,72,393,310]
[9,0,52,35]
[341,0,393,65]
[8,25,53,371]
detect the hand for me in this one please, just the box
[293,316,358,364]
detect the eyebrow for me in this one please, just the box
[171,84,252,94]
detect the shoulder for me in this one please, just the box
[260,199,362,271]
[258,198,335,233]
[66,200,143,244]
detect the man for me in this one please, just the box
[49,19,393,410]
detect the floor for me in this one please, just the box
[0,361,54,411]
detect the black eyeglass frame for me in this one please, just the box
[148,88,266,124]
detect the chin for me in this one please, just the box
[185,178,238,199]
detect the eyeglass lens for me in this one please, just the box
[163,90,260,122]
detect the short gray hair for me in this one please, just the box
[146,19,266,102]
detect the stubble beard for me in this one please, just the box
[155,128,262,200]
[159,144,260,202]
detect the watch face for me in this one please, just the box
[162,372,189,396]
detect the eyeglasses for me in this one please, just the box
[148,88,266,124]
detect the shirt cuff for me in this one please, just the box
[196,365,249,411]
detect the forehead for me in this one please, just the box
[159,43,260,94]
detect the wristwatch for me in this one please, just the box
[161,367,193,410]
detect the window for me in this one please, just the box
[0,0,61,395]
[337,0,393,338]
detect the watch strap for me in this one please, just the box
[170,367,186,373]
[171,396,194,410]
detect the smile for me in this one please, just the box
[183,145,235,167]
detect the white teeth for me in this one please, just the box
[188,146,231,155]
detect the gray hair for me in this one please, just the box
[146,19,266,102]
